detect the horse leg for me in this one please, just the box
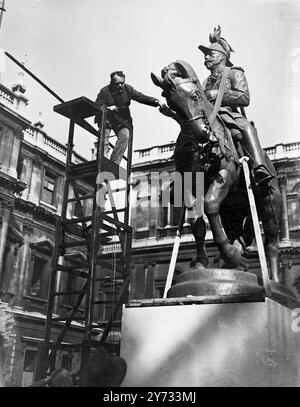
[190,216,209,267]
[205,162,241,268]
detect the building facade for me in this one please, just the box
[0,78,97,386]
[0,73,300,386]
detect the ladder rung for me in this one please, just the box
[100,213,131,231]
[96,320,122,327]
[83,224,92,232]
[104,208,126,215]
[59,238,90,248]
[93,300,114,305]
[55,265,89,279]
[52,290,87,297]
[99,223,118,234]
[63,224,91,238]
[62,216,93,225]
[69,171,97,181]
[66,194,94,203]
[69,160,97,172]
[110,187,127,193]
[51,316,86,322]
[52,343,83,350]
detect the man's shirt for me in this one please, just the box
[95,83,159,132]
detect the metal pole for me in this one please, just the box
[163,205,186,298]
[240,156,272,298]
[4,51,64,103]
[0,1,6,31]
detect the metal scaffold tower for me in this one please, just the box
[36,97,133,379]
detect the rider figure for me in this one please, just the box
[198,25,274,186]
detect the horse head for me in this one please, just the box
[151,60,211,142]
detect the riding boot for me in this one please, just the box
[240,124,275,187]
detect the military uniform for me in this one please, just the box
[199,27,274,185]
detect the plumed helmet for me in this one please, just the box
[198,25,234,67]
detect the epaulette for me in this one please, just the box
[230,66,245,72]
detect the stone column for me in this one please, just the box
[66,184,75,219]
[0,245,14,301]
[14,222,32,306]
[0,127,14,176]
[53,255,64,315]
[0,126,23,179]
[0,201,12,288]
[27,157,43,205]
[5,244,21,303]
[19,157,33,199]
[278,174,291,246]
[54,176,65,216]
[8,126,23,179]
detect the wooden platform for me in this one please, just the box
[54,96,100,119]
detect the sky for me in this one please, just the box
[1,0,300,159]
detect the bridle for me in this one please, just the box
[169,76,208,123]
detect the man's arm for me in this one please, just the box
[95,88,106,108]
[94,88,115,124]
[159,104,182,124]
[222,69,250,108]
[129,85,160,107]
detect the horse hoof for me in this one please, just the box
[222,243,242,269]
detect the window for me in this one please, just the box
[135,180,150,230]
[41,173,56,205]
[288,196,300,229]
[64,272,76,306]
[61,353,72,371]
[98,290,121,321]
[28,257,47,298]
[73,190,86,218]
[288,183,300,230]
[21,348,38,386]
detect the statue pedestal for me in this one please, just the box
[120,296,300,387]
[167,267,262,297]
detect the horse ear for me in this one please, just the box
[174,62,188,78]
[151,72,163,88]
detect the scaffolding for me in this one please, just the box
[36,97,133,379]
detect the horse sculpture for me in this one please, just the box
[151,60,282,283]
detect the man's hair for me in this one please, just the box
[110,70,126,82]
[49,368,73,387]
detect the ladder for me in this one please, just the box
[36,97,133,379]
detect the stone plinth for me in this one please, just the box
[120,298,300,387]
[167,267,262,298]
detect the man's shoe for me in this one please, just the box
[253,165,274,187]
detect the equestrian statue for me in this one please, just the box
[151,26,282,296]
